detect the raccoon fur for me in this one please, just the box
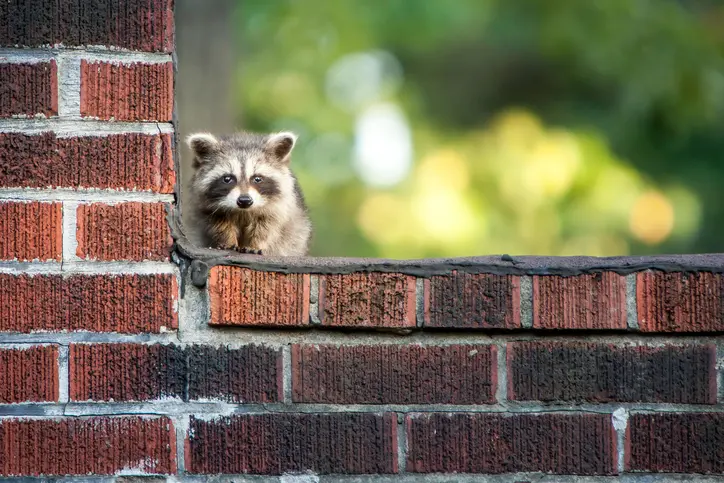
[186,130,312,256]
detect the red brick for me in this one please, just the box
[0,201,62,261]
[80,61,173,121]
[0,132,175,192]
[0,0,173,52]
[533,273,627,329]
[292,344,496,404]
[0,61,57,117]
[407,412,616,475]
[0,274,177,333]
[318,273,416,328]
[508,342,716,404]
[70,343,185,402]
[186,413,397,474]
[637,271,724,332]
[69,343,282,403]
[0,345,58,403]
[187,345,282,403]
[627,413,724,473]
[424,272,520,329]
[0,417,176,476]
[76,203,171,261]
[208,266,309,327]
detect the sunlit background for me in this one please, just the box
[177,0,724,258]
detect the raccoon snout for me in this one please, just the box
[237,194,254,208]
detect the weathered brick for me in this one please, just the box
[0,61,57,117]
[69,344,281,403]
[508,342,716,404]
[70,344,185,402]
[0,417,176,476]
[76,202,171,261]
[0,0,174,52]
[533,273,627,329]
[208,266,309,327]
[0,132,175,192]
[318,273,416,328]
[186,413,397,475]
[0,274,177,333]
[424,272,520,329]
[0,345,58,403]
[292,344,496,404]
[80,61,173,121]
[0,201,62,261]
[187,345,282,403]
[637,271,724,332]
[407,413,616,475]
[627,413,724,473]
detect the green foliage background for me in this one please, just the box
[234,0,724,258]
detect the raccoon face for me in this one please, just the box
[187,131,297,213]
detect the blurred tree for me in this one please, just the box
[223,0,724,257]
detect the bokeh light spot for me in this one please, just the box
[629,191,675,245]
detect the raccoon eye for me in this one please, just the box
[252,176,263,184]
[222,175,234,184]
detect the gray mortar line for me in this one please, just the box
[396,413,407,473]
[57,345,69,404]
[0,119,174,135]
[415,278,425,328]
[173,415,190,474]
[0,48,171,63]
[282,345,293,404]
[717,346,724,404]
[626,274,639,330]
[56,54,81,118]
[0,189,175,203]
[495,343,508,404]
[0,261,177,275]
[2,401,724,418]
[612,407,629,474]
[309,275,321,325]
[61,201,79,263]
[519,276,533,329]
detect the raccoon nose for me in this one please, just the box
[237,195,254,208]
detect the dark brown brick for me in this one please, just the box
[0,0,174,52]
[0,132,175,193]
[0,345,58,403]
[508,342,716,404]
[69,343,185,402]
[186,413,397,475]
[407,412,616,475]
[187,345,282,403]
[69,344,281,403]
[208,266,309,327]
[627,413,724,473]
[424,272,520,329]
[0,417,176,476]
[318,273,416,328]
[533,273,627,329]
[637,271,724,332]
[80,61,173,121]
[76,202,172,261]
[0,201,62,261]
[0,61,57,117]
[292,344,497,404]
[0,273,177,333]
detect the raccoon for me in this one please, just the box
[186,130,312,256]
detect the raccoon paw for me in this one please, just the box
[239,247,263,255]
[217,243,238,252]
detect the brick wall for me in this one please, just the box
[2,2,724,483]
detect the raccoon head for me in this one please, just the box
[187,131,298,214]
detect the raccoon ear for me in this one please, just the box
[186,133,220,162]
[265,131,297,164]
